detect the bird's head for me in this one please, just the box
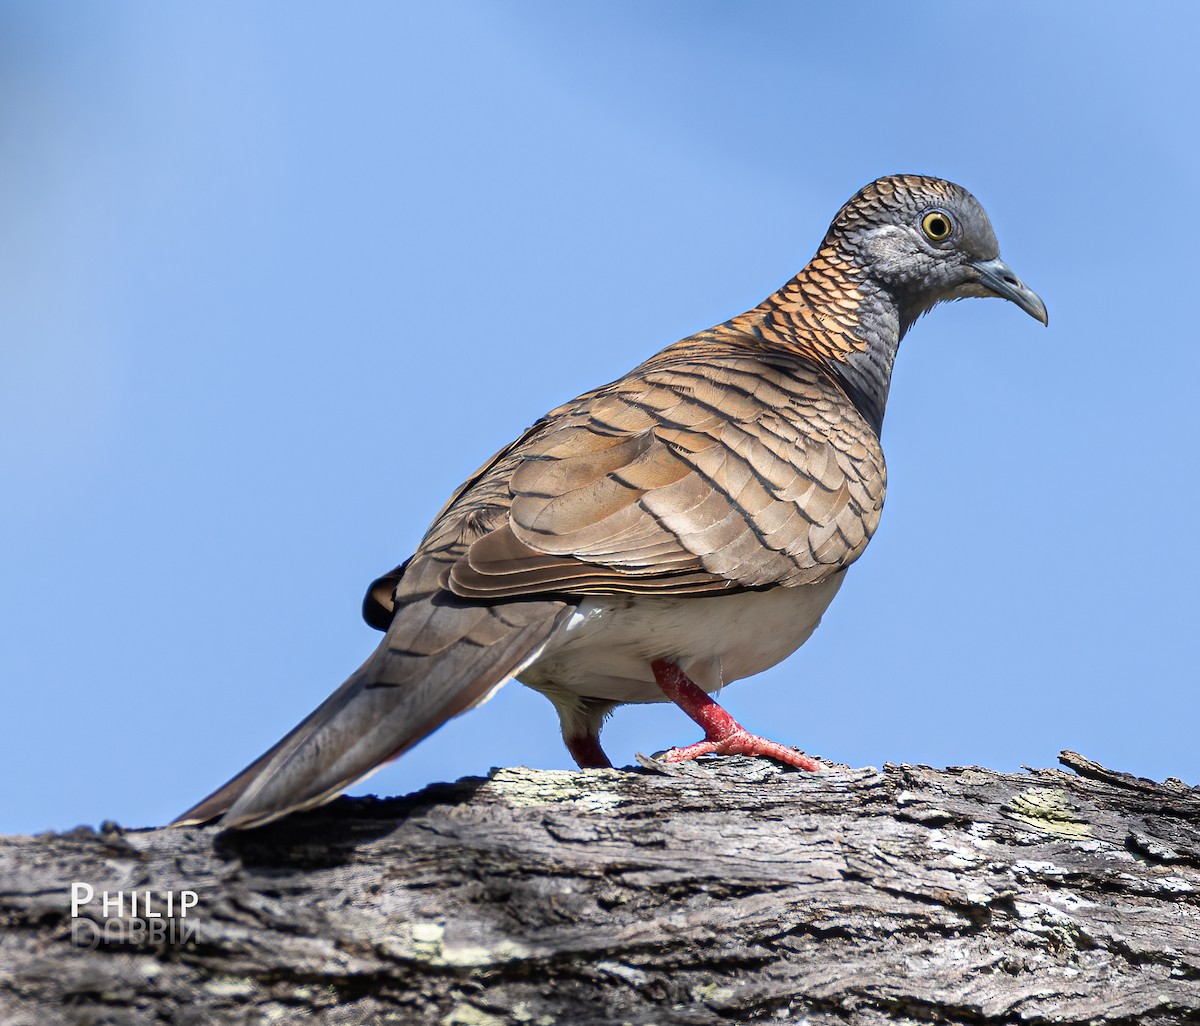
[828,174,1048,329]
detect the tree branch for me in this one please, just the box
[3,753,1199,1024]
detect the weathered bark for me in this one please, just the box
[2,751,1198,1025]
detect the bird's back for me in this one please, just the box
[388,324,887,609]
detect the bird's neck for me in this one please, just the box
[726,244,914,435]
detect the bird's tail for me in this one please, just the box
[173,596,570,829]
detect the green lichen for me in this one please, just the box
[484,767,624,812]
[1007,787,1091,839]
[410,921,444,961]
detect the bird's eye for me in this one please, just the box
[921,211,953,242]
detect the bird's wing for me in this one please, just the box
[175,571,571,829]
[176,335,884,829]
[444,339,886,599]
[174,434,573,828]
[175,477,573,828]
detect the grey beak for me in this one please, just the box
[971,256,1048,326]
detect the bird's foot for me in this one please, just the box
[565,733,613,769]
[650,658,820,772]
[660,730,820,770]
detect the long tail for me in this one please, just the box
[174,594,571,829]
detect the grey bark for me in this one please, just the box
[2,751,1198,1025]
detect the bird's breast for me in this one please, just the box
[517,573,846,705]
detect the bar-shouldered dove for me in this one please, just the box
[177,175,1046,829]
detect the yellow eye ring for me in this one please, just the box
[921,210,953,242]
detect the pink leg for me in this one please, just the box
[565,733,613,769]
[650,659,820,772]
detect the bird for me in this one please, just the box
[175,174,1047,829]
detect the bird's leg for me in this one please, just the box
[553,695,615,769]
[650,659,820,771]
[564,734,613,769]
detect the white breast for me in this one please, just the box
[518,573,846,705]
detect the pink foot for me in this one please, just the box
[565,734,613,769]
[650,659,820,772]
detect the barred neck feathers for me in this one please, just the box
[719,174,1046,437]
[726,242,910,437]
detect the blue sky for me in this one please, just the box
[3,3,1197,834]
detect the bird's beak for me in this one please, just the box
[971,256,1048,326]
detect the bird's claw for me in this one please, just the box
[660,727,821,772]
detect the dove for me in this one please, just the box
[176,174,1046,828]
